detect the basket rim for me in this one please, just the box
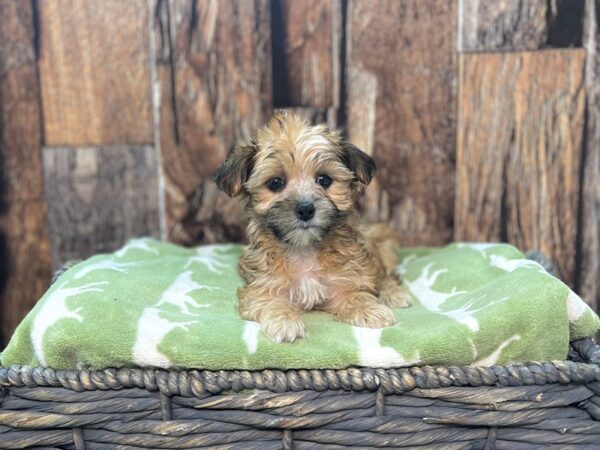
[1,339,598,397]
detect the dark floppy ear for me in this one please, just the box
[340,143,376,186]
[214,143,257,197]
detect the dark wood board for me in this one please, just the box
[0,0,52,346]
[346,0,457,246]
[272,0,340,107]
[455,50,586,288]
[579,0,600,309]
[459,0,585,52]
[42,146,161,269]
[152,0,272,244]
[0,200,52,348]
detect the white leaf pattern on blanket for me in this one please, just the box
[490,254,592,323]
[403,263,509,332]
[243,321,261,354]
[457,243,504,257]
[133,308,196,368]
[472,335,521,366]
[443,294,510,332]
[567,290,588,321]
[395,255,417,276]
[115,238,159,258]
[74,259,139,280]
[154,271,216,315]
[353,327,420,368]
[467,338,478,359]
[403,263,466,311]
[132,271,216,368]
[489,255,546,274]
[32,281,107,366]
[185,245,232,274]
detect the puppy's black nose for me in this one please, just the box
[295,202,315,221]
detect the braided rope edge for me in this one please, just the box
[1,358,599,398]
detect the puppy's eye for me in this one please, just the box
[316,174,333,188]
[266,177,285,192]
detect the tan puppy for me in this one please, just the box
[215,112,411,342]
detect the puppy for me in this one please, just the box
[215,112,411,342]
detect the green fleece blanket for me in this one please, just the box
[1,239,598,370]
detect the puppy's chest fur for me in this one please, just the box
[286,252,327,310]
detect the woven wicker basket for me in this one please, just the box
[0,338,599,449]
[1,254,599,449]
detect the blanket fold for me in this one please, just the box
[1,239,598,370]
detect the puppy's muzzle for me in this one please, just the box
[295,201,315,222]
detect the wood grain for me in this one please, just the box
[459,0,585,52]
[0,201,51,346]
[38,0,152,146]
[346,0,457,246]
[455,50,586,287]
[0,0,51,346]
[153,0,271,244]
[0,0,35,75]
[280,107,337,128]
[42,146,160,269]
[272,0,340,107]
[580,0,600,309]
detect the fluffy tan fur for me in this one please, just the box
[215,112,411,342]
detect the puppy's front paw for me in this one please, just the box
[341,303,396,329]
[261,315,306,343]
[380,284,413,309]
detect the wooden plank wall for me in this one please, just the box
[0,0,52,346]
[346,0,457,245]
[0,0,598,345]
[456,50,585,286]
[42,146,161,268]
[455,0,588,290]
[38,0,153,146]
[582,0,600,319]
[153,0,272,245]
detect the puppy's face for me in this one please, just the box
[216,113,375,247]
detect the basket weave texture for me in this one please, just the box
[0,339,599,449]
[2,253,599,449]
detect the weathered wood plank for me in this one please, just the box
[280,107,337,128]
[0,0,51,346]
[459,0,585,52]
[272,0,340,107]
[0,0,36,76]
[153,0,271,244]
[0,200,52,346]
[42,146,160,269]
[346,0,457,246]
[38,0,152,146]
[455,50,586,287]
[176,178,247,245]
[580,0,600,310]
[0,63,44,202]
